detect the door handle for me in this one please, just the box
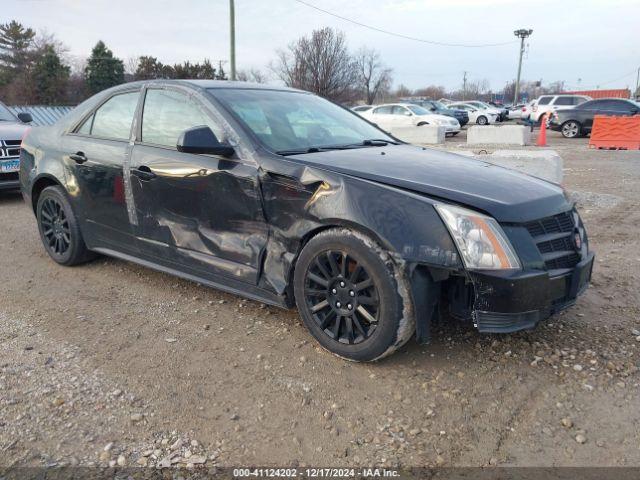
[132,165,157,181]
[70,151,87,164]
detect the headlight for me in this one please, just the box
[435,204,521,270]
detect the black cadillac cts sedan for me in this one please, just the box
[20,80,594,361]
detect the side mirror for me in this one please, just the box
[177,125,234,157]
[17,112,33,123]
[430,107,437,112]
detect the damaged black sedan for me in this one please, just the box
[20,80,594,361]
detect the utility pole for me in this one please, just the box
[462,71,468,100]
[513,29,533,105]
[229,0,236,81]
[635,66,639,98]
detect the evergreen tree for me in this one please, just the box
[135,55,166,80]
[0,20,36,85]
[84,41,124,94]
[32,44,70,104]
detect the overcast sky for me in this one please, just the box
[5,0,640,92]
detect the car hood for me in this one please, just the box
[288,144,570,223]
[0,121,30,140]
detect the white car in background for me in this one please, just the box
[361,103,461,135]
[463,101,505,121]
[529,94,591,123]
[447,102,499,125]
[351,105,373,115]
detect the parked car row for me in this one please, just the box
[357,103,461,135]
[352,99,510,131]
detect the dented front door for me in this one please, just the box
[128,87,268,285]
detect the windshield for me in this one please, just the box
[407,105,430,115]
[0,102,17,122]
[432,101,447,110]
[210,88,394,153]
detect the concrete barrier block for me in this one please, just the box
[467,125,532,146]
[389,125,445,144]
[456,149,563,183]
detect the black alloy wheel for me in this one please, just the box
[303,250,380,345]
[293,228,414,362]
[40,197,71,257]
[36,185,95,266]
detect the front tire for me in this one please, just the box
[36,186,95,266]
[561,120,581,138]
[293,229,414,362]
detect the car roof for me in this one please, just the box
[107,79,306,94]
[588,97,634,101]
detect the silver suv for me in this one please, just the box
[0,101,31,192]
[530,94,590,123]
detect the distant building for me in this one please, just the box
[562,89,630,99]
[8,105,74,127]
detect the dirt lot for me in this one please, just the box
[1,132,639,470]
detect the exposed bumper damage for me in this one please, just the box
[444,252,595,334]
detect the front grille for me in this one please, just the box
[1,140,21,158]
[525,211,580,271]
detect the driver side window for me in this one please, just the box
[141,89,224,148]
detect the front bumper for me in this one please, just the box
[468,252,594,333]
[549,120,563,132]
[0,172,20,191]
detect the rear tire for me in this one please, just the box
[36,186,95,266]
[293,228,414,362]
[561,120,581,138]
[477,116,488,125]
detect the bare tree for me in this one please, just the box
[272,27,357,102]
[354,47,392,105]
[393,84,412,99]
[413,85,446,100]
[236,68,268,83]
[124,56,140,77]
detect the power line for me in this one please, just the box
[292,0,518,48]
[576,69,638,90]
[597,69,637,87]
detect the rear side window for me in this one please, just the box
[597,100,633,112]
[141,89,224,148]
[537,97,553,105]
[553,97,574,106]
[78,91,139,140]
[373,106,392,114]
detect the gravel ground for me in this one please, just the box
[1,132,639,471]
